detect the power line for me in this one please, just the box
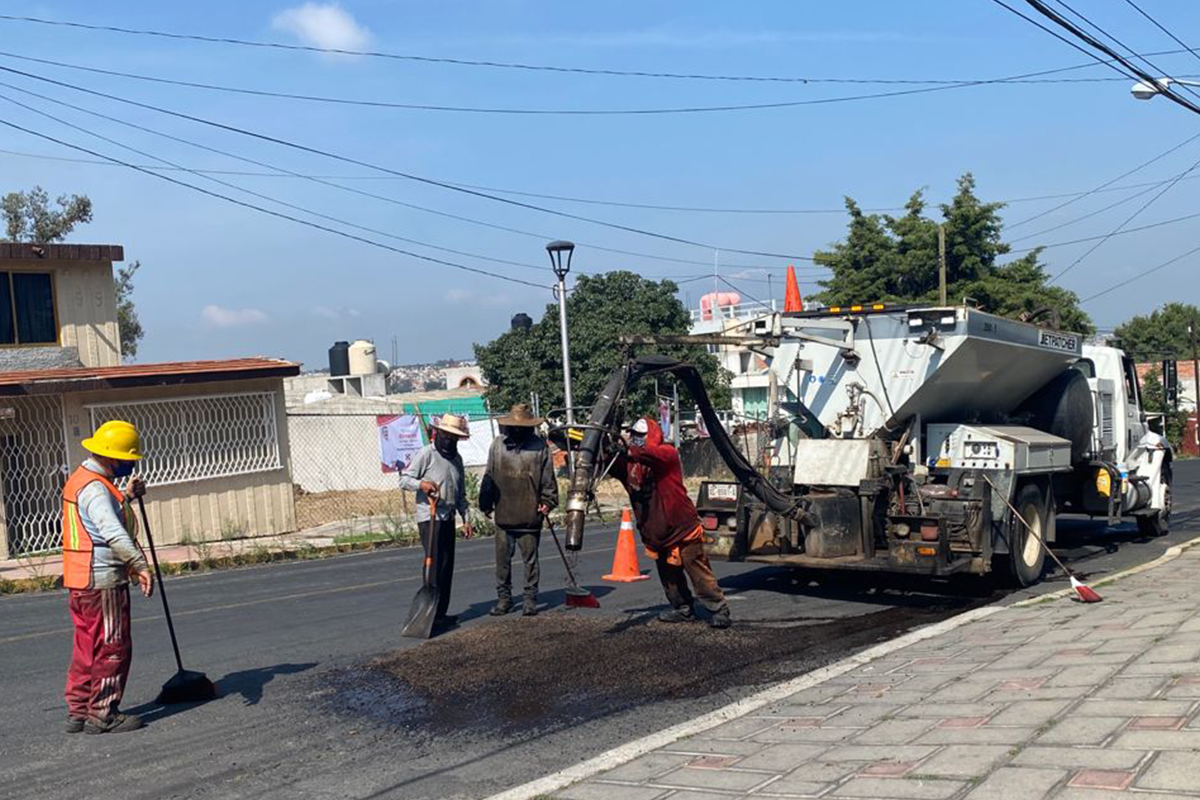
[1050,154,1200,282]
[0,89,568,281]
[1004,128,1200,230]
[1079,240,1200,304]
[2,13,1193,86]
[10,144,1200,217]
[1011,0,1200,117]
[0,49,1154,117]
[0,76,819,279]
[1010,205,1200,253]
[1121,0,1200,68]
[0,114,552,289]
[0,63,814,261]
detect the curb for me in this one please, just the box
[486,532,1200,800]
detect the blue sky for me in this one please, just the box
[3,1,1200,369]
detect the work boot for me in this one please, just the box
[489,599,513,617]
[522,597,538,617]
[657,606,696,624]
[709,607,732,629]
[65,716,86,734]
[84,713,143,735]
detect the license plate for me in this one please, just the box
[709,484,738,501]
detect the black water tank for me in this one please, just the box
[511,313,533,331]
[1017,368,1094,464]
[328,341,350,377]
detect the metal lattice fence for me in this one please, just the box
[1,395,69,555]
[88,392,282,488]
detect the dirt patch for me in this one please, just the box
[294,487,414,529]
[329,601,978,735]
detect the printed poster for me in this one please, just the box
[377,414,423,473]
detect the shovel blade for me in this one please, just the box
[156,668,217,704]
[400,585,440,639]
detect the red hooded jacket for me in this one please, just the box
[612,418,702,552]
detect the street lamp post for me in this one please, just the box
[1130,77,1200,100]
[546,240,576,425]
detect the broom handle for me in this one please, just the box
[981,475,1072,575]
[136,496,185,673]
[545,516,581,588]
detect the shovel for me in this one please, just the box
[401,496,442,638]
[136,497,218,704]
[545,516,600,609]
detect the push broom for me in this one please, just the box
[135,497,219,702]
[982,476,1102,603]
[545,516,600,609]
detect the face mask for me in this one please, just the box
[112,460,135,478]
[631,434,647,448]
[507,426,531,442]
[435,433,458,458]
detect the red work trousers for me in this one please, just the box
[65,585,132,721]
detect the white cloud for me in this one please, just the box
[444,289,471,304]
[312,305,363,320]
[201,305,270,328]
[271,3,371,51]
[443,289,511,307]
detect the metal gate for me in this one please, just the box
[1,395,69,555]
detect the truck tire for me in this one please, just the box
[1006,483,1048,587]
[1136,462,1172,538]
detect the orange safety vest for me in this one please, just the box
[61,465,136,591]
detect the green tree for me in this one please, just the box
[115,261,144,360]
[814,173,1093,334]
[475,271,730,415]
[1,186,93,242]
[1140,367,1190,450]
[1114,303,1200,362]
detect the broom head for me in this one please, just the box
[156,668,218,704]
[1070,575,1103,604]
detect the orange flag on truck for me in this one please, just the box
[784,264,804,312]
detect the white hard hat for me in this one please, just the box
[628,418,649,435]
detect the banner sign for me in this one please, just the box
[378,414,423,473]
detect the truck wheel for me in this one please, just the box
[1006,483,1047,587]
[1136,462,1172,538]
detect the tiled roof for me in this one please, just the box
[0,243,124,261]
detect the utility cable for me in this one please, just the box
[0,90,563,278]
[1050,153,1200,282]
[0,112,551,289]
[1010,0,1200,118]
[1121,0,1200,68]
[0,49,1189,118]
[1011,180,1172,243]
[8,144,1200,218]
[1,13,1190,86]
[0,63,813,260]
[0,75,808,275]
[1010,205,1200,253]
[1079,240,1200,304]
[1004,128,1200,230]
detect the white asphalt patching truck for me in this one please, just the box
[565,305,1173,588]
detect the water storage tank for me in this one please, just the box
[511,313,533,331]
[328,341,350,377]
[348,339,377,375]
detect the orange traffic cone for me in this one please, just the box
[603,508,650,582]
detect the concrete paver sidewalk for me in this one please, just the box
[556,547,1200,800]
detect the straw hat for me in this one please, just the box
[498,403,543,427]
[432,413,470,438]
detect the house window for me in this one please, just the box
[0,271,57,345]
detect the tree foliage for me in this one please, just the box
[1140,367,1191,450]
[475,271,730,416]
[1114,303,1200,362]
[1,186,93,242]
[115,261,144,360]
[814,174,1093,335]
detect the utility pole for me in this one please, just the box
[938,224,948,306]
[1191,322,1199,449]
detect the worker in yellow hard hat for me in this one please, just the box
[61,420,153,735]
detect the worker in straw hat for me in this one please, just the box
[399,413,474,629]
[61,420,155,735]
[479,404,558,617]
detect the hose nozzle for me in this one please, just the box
[565,494,588,550]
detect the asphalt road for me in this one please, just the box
[2,460,1197,800]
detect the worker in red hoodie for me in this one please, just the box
[612,417,730,628]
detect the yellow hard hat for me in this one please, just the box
[82,420,144,461]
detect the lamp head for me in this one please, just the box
[546,239,576,278]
